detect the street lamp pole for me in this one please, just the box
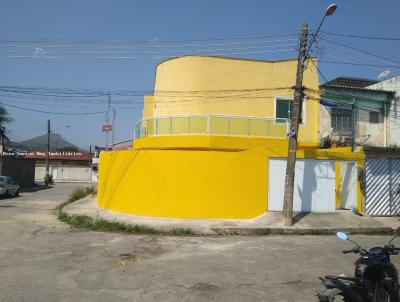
[46,119,50,177]
[45,121,71,180]
[282,4,337,226]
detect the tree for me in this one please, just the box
[0,106,13,147]
[0,106,13,125]
[56,145,80,152]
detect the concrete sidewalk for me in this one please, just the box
[63,196,400,235]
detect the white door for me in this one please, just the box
[52,168,58,180]
[340,161,357,210]
[268,158,336,212]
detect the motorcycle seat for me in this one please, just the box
[325,275,356,282]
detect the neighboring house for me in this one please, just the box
[360,76,400,216]
[319,76,400,217]
[367,75,400,147]
[320,76,395,147]
[97,55,364,220]
[26,151,93,182]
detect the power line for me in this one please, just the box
[0,48,297,60]
[0,85,294,97]
[0,44,297,55]
[320,31,400,41]
[0,38,299,49]
[319,59,400,70]
[0,31,298,44]
[0,102,107,115]
[318,35,400,65]
[318,41,398,67]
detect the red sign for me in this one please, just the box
[102,124,112,132]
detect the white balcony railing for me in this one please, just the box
[134,114,290,139]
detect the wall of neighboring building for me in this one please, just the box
[35,165,91,182]
[368,76,400,147]
[319,104,332,144]
[143,56,321,144]
[1,157,35,187]
[321,87,389,147]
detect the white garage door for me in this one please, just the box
[268,158,336,212]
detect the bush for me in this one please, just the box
[67,186,97,204]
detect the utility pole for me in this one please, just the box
[111,108,116,150]
[0,126,5,154]
[282,23,308,226]
[351,98,357,151]
[46,119,50,177]
[89,145,92,181]
[105,95,111,151]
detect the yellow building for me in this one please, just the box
[98,56,363,219]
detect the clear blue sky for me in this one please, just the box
[0,0,399,149]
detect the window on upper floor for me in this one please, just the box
[369,111,379,124]
[275,98,303,123]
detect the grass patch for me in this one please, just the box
[67,186,97,203]
[168,227,196,236]
[58,212,196,236]
[57,185,197,236]
[56,186,97,210]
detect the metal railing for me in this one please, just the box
[134,115,290,139]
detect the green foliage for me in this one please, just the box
[56,145,80,152]
[58,213,161,234]
[0,106,13,125]
[67,186,97,203]
[169,227,196,236]
[57,186,197,236]
[58,211,196,236]
[56,186,97,210]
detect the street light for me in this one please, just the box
[51,124,71,133]
[283,4,337,226]
[45,121,71,182]
[307,4,338,55]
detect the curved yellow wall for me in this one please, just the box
[97,136,364,219]
[144,56,320,144]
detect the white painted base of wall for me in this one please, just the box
[35,165,92,182]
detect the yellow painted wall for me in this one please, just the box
[143,56,320,144]
[98,136,364,219]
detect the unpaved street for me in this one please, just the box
[0,183,399,302]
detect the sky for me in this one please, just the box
[0,0,399,149]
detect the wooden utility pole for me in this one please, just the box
[351,98,357,151]
[282,23,309,226]
[46,119,50,176]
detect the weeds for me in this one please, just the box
[58,212,196,236]
[57,185,197,236]
[56,186,97,210]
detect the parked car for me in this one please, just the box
[0,176,20,197]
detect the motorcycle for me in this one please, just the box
[317,228,400,302]
[44,174,54,186]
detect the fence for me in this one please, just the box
[134,115,290,139]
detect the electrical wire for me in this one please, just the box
[320,31,400,41]
[318,35,400,65]
[0,102,108,115]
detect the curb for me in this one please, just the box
[211,227,394,236]
[60,196,396,236]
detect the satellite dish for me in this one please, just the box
[378,70,391,80]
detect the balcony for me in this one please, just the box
[134,115,290,139]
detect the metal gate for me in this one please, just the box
[366,158,400,216]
